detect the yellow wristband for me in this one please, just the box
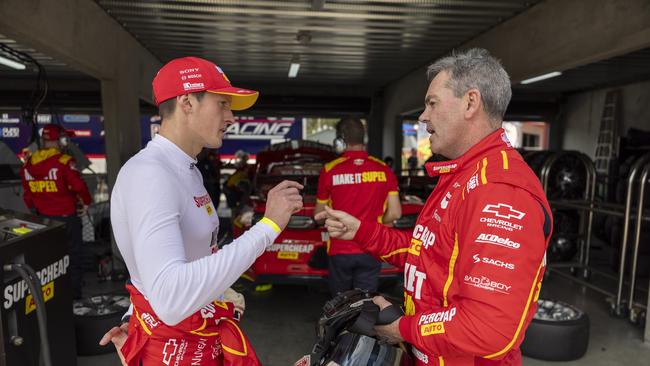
[260,217,281,233]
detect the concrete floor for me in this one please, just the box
[77,274,650,366]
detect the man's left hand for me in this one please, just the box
[372,296,404,344]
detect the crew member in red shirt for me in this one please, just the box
[20,124,92,299]
[314,117,401,296]
[317,49,552,366]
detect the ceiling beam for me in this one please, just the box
[0,0,161,103]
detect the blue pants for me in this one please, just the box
[328,254,381,296]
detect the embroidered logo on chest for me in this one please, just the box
[193,194,214,216]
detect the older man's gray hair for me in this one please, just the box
[427,48,511,126]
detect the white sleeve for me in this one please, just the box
[122,304,133,323]
[122,165,279,326]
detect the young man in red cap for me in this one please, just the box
[20,124,91,299]
[100,57,303,366]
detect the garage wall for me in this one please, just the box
[561,80,650,158]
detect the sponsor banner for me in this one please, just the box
[0,112,105,155]
[266,243,314,253]
[3,113,304,163]
[3,255,69,311]
[63,114,91,123]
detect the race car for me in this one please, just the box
[231,140,426,286]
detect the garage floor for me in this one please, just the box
[77,272,650,366]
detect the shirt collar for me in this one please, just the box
[150,134,198,172]
[342,150,369,159]
[424,128,512,177]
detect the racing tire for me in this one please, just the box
[73,293,130,356]
[521,299,589,361]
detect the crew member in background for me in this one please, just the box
[316,48,553,366]
[314,117,401,296]
[197,148,222,204]
[407,147,419,175]
[223,149,254,216]
[20,124,91,299]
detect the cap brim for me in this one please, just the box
[207,87,259,111]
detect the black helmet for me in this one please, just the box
[305,289,413,366]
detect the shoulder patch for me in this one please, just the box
[368,156,387,166]
[324,157,348,173]
[58,154,73,165]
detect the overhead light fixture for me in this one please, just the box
[0,55,26,70]
[288,63,300,78]
[520,71,562,85]
[288,54,300,78]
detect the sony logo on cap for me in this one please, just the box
[179,68,200,75]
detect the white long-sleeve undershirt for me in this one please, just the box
[111,135,278,325]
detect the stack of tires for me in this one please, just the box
[521,150,589,264]
[521,299,590,361]
[73,293,130,355]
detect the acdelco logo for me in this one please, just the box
[475,233,521,249]
[473,254,515,270]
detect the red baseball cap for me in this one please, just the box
[152,56,259,110]
[41,124,71,141]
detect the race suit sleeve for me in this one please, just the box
[398,183,549,360]
[353,221,413,269]
[62,158,92,205]
[113,164,280,326]
[19,166,34,210]
[316,167,330,204]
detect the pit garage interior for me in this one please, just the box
[1,0,650,365]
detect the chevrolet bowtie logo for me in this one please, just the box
[482,203,525,220]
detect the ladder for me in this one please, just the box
[594,90,621,200]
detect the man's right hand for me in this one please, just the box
[263,180,304,230]
[314,206,361,241]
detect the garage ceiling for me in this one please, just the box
[513,47,650,94]
[95,0,540,87]
[1,0,650,105]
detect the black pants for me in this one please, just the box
[328,253,381,296]
[43,214,83,299]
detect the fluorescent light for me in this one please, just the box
[288,63,300,78]
[520,71,562,85]
[0,55,26,70]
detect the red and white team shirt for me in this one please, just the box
[316,150,399,255]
